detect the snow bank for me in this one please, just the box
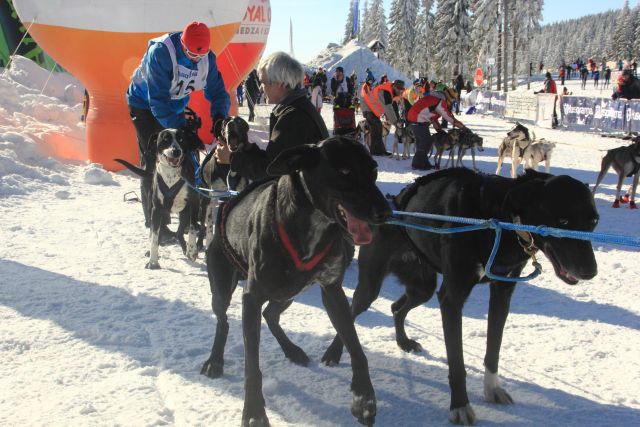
[306,39,412,85]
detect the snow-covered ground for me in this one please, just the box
[1,60,640,426]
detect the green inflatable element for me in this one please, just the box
[0,0,60,70]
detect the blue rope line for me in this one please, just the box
[182,179,238,199]
[391,210,640,248]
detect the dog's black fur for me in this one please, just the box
[116,128,203,268]
[592,137,640,208]
[201,136,391,426]
[198,117,251,247]
[322,168,599,425]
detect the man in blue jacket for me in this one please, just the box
[127,21,230,236]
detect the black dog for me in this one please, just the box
[198,116,251,247]
[115,128,203,268]
[322,168,599,425]
[201,136,391,426]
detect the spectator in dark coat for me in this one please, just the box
[604,67,612,89]
[244,69,261,122]
[216,52,329,182]
[454,74,464,114]
[330,66,354,107]
[612,69,640,100]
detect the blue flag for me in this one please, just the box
[352,0,359,38]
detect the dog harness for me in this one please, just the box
[157,174,186,209]
[217,178,334,277]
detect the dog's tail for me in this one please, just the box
[114,159,151,178]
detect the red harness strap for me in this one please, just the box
[277,222,333,271]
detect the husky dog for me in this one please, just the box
[592,137,640,208]
[496,122,534,177]
[522,139,556,173]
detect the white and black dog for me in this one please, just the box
[116,128,202,268]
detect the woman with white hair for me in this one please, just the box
[215,51,328,181]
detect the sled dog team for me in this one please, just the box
[115,113,618,426]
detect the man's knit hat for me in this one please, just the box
[181,22,210,54]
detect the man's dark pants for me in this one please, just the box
[363,110,387,155]
[410,122,433,170]
[128,106,164,228]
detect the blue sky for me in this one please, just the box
[262,0,630,64]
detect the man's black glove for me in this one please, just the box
[211,114,225,139]
[182,107,202,134]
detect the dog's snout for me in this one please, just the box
[372,204,392,224]
[172,148,182,157]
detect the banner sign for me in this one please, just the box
[536,93,556,128]
[505,92,537,120]
[561,96,596,129]
[489,92,506,115]
[475,91,491,113]
[626,100,640,132]
[595,98,626,131]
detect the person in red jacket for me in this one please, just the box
[406,92,466,170]
[535,72,559,128]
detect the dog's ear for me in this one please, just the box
[266,144,321,176]
[146,132,160,152]
[213,119,225,140]
[235,116,250,135]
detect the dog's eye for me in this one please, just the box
[558,218,569,226]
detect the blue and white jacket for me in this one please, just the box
[127,32,230,129]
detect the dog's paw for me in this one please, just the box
[351,392,376,426]
[448,404,476,425]
[242,406,270,427]
[185,246,198,261]
[321,342,343,366]
[283,345,310,367]
[485,386,513,404]
[397,338,424,353]
[200,359,224,378]
[145,261,161,270]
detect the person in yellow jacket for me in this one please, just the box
[360,79,405,155]
[403,79,423,106]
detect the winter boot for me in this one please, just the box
[612,199,621,208]
[630,201,638,209]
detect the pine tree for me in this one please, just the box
[470,0,501,88]
[613,0,634,60]
[433,0,472,80]
[413,0,435,77]
[368,0,388,47]
[387,0,420,76]
[343,0,357,44]
[361,0,370,43]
